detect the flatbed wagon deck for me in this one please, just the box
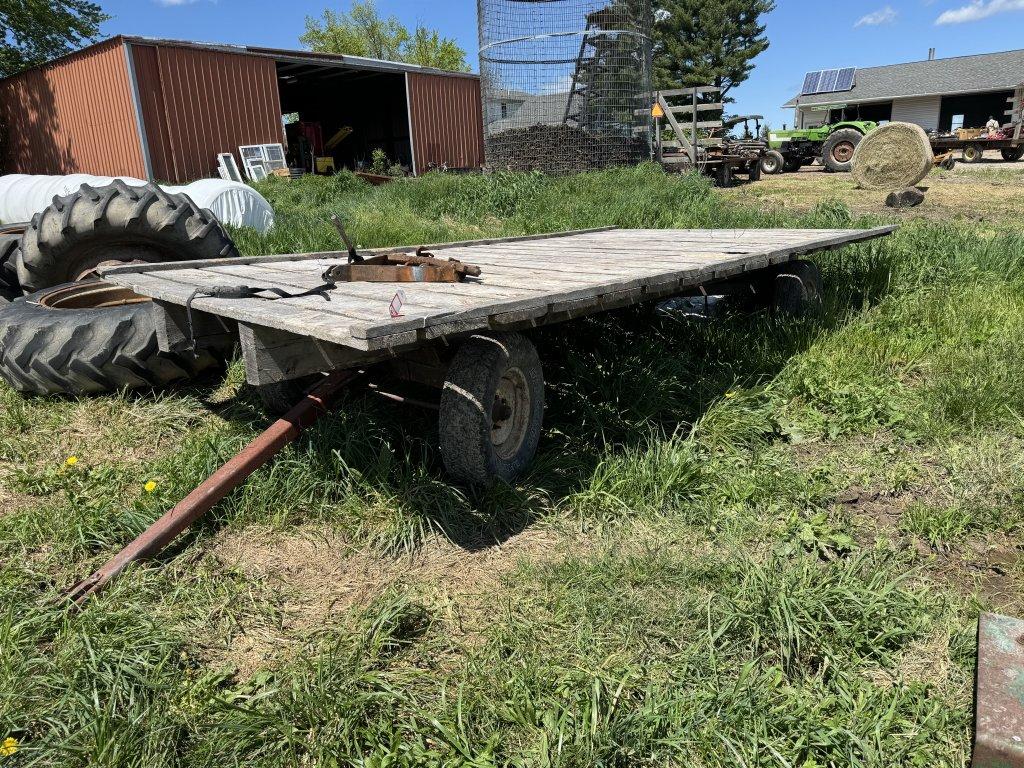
[99,225,896,483]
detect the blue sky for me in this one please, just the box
[99,0,1024,128]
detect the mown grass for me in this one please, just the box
[2,165,1022,765]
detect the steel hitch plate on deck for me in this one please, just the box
[322,250,483,284]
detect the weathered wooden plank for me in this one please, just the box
[105,227,899,351]
[98,226,619,276]
[153,301,236,354]
[239,324,368,386]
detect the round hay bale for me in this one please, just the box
[851,122,933,189]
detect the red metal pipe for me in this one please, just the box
[65,370,357,606]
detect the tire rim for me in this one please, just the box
[491,366,530,460]
[38,281,150,310]
[763,157,779,173]
[831,141,855,164]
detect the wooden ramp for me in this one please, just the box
[100,226,896,353]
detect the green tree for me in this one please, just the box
[300,1,469,72]
[653,0,774,101]
[0,0,109,78]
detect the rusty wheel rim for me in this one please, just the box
[831,141,856,164]
[37,281,151,310]
[491,366,530,460]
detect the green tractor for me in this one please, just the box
[762,121,878,174]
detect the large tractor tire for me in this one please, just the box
[0,232,23,302]
[0,281,222,396]
[760,150,785,175]
[17,181,238,295]
[822,129,863,173]
[1001,147,1024,162]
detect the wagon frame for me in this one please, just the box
[99,225,897,484]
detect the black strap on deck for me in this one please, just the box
[184,282,335,355]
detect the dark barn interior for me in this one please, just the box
[276,61,414,174]
[825,102,894,125]
[939,90,1015,131]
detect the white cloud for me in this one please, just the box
[936,0,1024,23]
[855,6,899,26]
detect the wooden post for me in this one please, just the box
[655,115,662,162]
[691,88,698,165]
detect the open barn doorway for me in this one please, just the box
[275,60,414,176]
[939,90,1014,132]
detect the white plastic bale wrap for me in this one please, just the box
[0,174,275,232]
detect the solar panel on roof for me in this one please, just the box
[818,69,840,93]
[835,68,856,91]
[801,67,857,96]
[802,71,822,95]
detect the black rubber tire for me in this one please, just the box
[783,156,802,173]
[0,232,23,300]
[439,332,544,486]
[1001,147,1024,162]
[822,129,863,173]
[772,260,823,318]
[747,159,762,182]
[0,281,222,396]
[17,181,239,295]
[961,144,984,164]
[760,150,785,175]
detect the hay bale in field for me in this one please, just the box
[851,122,933,189]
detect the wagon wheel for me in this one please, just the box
[772,260,823,317]
[962,144,984,164]
[760,151,785,175]
[439,332,544,486]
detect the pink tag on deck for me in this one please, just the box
[389,290,407,318]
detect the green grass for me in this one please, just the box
[2,165,1022,766]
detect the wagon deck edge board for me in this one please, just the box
[101,226,897,356]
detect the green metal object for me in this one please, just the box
[767,121,877,149]
[766,121,878,171]
[974,612,1024,767]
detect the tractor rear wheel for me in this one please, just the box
[17,181,238,294]
[1001,147,1023,162]
[822,129,863,172]
[760,151,785,175]
[0,232,23,302]
[0,280,222,396]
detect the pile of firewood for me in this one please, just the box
[486,124,648,174]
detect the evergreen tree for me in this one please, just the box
[653,0,774,101]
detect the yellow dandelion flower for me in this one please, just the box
[725,391,737,399]
[1,737,18,756]
[65,456,78,467]
[144,480,158,493]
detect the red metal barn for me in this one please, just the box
[0,37,485,183]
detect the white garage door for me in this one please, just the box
[890,96,941,131]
